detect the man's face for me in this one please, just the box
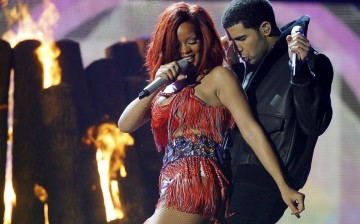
[226,22,269,66]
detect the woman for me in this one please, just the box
[118,2,304,223]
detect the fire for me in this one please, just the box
[3,69,15,224]
[1,0,62,89]
[36,42,62,89]
[1,1,61,223]
[83,123,134,222]
[3,127,16,224]
[34,184,49,224]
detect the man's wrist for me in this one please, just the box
[289,59,312,84]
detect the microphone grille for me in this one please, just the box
[177,58,190,73]
[291,25,303,35]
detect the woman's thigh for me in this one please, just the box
[145,205,206,224]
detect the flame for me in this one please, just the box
[3,71,15,224]
[36,42,61,89]
[3,127,16,224]
[34,184,49,224]
[1,0,62,89]
[83,123,134,222]
[1,0,8,8]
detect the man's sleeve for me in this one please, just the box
[291,50,334,136]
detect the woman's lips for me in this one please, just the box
[184,56,195,64]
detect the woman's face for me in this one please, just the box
[176,21,201,67]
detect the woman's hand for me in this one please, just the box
[118,61,187,133]
[280,186,305,218]
[155,61,188,82]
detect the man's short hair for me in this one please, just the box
[222,0,277,30]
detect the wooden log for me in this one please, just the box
[123,126,162,224]
[85,58,149,223]
[56,39,97,137]
[0,39,12,223]
[105,41,148,102]
[76,143,106,224]
[85,58,127,122]
[12,39,44,224]
[40,83,83,224]
[104,41,162,222]
[72,162,105,224]
[108,219,126,224]
[56,39,106,223]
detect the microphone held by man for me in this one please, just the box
[287,25,312,79]
[290,25,303,77]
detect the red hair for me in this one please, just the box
[145,2,225,81]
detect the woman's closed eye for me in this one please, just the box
[188,38,199,45]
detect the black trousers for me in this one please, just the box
[226,182,287,224]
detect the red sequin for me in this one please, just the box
[151,85,234,151]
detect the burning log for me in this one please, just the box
[40,83,83,224]
[54,40,107,223]
[9,38,95,223]
[76,141,107,224]
[42,39,105,223]
[52,42,107,223]
[85,57,149,223]
[83,122,135,223]
[0,39,12,223]
[11,39,44,224]
[104,40,163,222]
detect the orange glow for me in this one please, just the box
[36,42,62,89]
[3,128,16,224]
[84,123,134,222]
[35,0,62,89]
[1,0,8,8]
[34,184,49,224]
[1,0,62,89]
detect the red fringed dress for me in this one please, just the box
[151,83,234,222]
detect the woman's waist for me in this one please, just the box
[163,135,224,166]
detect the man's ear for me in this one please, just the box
[260,21,271,36]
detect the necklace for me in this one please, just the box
[159,91,175,97]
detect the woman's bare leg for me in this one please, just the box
[145,177,212,224]
[144,205,206,224]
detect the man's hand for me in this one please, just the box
[280,186,305,219]
[286,32,311,62]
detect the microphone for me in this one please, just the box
[138,58,190,99]
[291,25,303,77]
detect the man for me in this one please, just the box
[221,0,333,223]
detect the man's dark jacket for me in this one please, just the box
[229,15,333,190]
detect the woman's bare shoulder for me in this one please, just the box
[206,65,239,84]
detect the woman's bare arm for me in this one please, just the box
[213,66,305,215]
